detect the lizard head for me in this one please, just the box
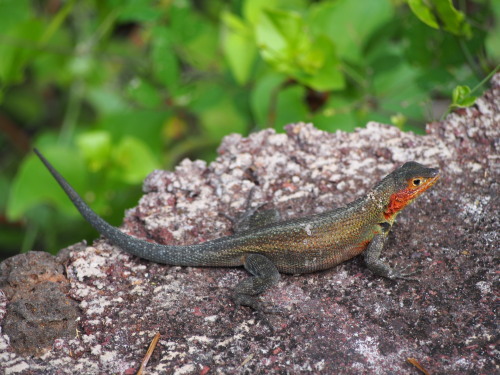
[383,161,440,221]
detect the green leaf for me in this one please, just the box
[99,110,169,156]
[127,78,162,108]
[198,96,247,140]
[255,8,302,69]
[151,26,179,89]
[111,137,160,184]
[221,11,257,85]
[312,96,359,132]
[401,17,468,68]
[117,0,163,22]
[244,0,280,25]
[168,3,219,70]
[76,131,112,172]
[390,113,408,129]
[68,55,95,79]
[451,85,477,108]
[7,148,86,220]
[293,35,344,91]
[251,73,286,127]
[275,85,308,130]
[86,87,129,116]
[407,0,439,29]
[373,61,428,121]
[0,175,9,212]
[432,0,471,37]
[451,85,469,103]
[407,0,472,38]
[485,1,500,60]
[255,8,344,91]
[1,85,44,124]
[308,0,394,63]
[31,28,73,85]
[0,19,44,85]
[0,0,31,31]
[243,0,307,25]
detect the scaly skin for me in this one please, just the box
[34,149,439,311]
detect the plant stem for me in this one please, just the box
[59,79,85,145]
[469,64,500,94]
[457,36,482,79]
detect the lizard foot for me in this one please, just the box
[232,295,281,332]
[388,264,420,281]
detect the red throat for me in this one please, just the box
[384,189,414,220]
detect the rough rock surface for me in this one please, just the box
[0,75,498,374]
[0,250,80,357]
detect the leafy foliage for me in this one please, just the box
[0,0,498,257]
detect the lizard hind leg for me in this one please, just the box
[232,253,280,313]
[234,208,281,233]
[223,187,282,234]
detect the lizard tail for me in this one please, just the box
[34,149,235,267]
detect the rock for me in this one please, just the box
[0,251,80,357]
[0,75,498,374]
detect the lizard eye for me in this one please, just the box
[411,178,421,187]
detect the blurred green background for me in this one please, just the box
[0,0,498,260]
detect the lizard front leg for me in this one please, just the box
[364,234,417,280]
[232,253,280,312]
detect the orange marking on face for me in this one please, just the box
[384,175,439,220]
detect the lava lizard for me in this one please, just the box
[34,149,439,311]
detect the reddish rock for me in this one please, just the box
[0,75,498,374]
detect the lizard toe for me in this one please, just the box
[390,264,420,281]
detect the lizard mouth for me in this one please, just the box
[413,173,440,197]
[418,173,440,193]
[425,173,439,184]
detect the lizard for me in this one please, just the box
[34,149,439,312]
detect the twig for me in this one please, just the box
[136,332,161,375]
[407,357,430,375]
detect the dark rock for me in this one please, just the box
[0,251,66,301]
[0,251,80,356]
[3,282,79,357]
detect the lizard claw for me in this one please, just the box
[231,295,280,332]
[255,311,275,333]
[389,263,419,281]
